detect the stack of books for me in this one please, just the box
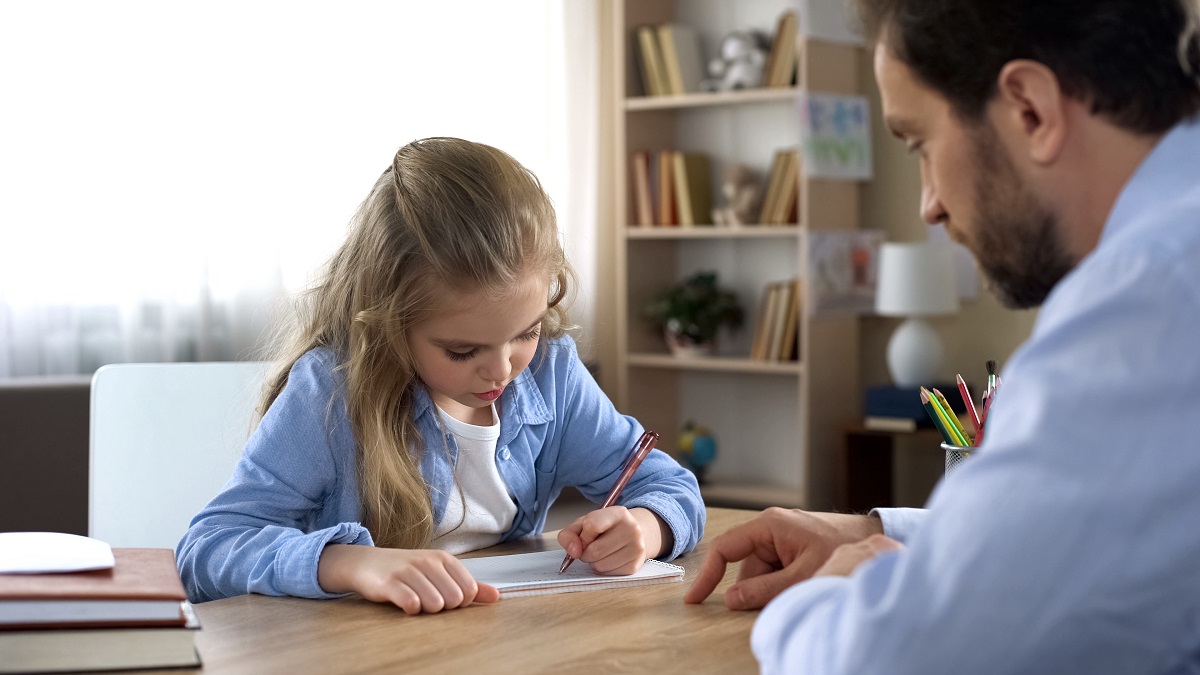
[630,150,713,227]
[633,23,704,97]
[756,148,801,225]
[0,540,200,673]
[749,278,802,362]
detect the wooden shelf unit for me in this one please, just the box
[607,0,863,510]
[625,86,802,111]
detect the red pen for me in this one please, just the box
[956,374,981,440]
[558,430,660,574]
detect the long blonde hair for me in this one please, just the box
[259,138,573,549]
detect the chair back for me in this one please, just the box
[89,361,270,549]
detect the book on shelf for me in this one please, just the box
[777,278,802,361]
[634,25,670,97]
[770,150,801,225]
[459,549,683,598]
[757,150,787,224]
[749,283,775,360]
[0,548,188,630]
[764,10,799,87]
[672,151,713,227]
[631,151,653,226]
[758,149,801,225]
[766,280,792,361]
[657,149,676,226]
[0,603,201,673]
[750,278,801,362]
[656,23,704,95]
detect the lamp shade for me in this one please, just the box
[875,242,959,317]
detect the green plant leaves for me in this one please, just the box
[642,271,744,343]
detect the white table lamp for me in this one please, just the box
[875,242,959,387]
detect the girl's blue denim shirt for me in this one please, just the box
[176,336,705,602]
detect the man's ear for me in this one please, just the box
[994,59,1068,165]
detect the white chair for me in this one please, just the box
[89,361,271,549]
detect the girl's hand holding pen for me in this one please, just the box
[556,506,671,576]
[316,544,499,615]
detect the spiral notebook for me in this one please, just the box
[459,549,684,598]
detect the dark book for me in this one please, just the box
[864,384,965,426]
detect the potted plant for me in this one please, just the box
[643,271,744,357]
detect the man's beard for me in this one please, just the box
[968,125,1077,309]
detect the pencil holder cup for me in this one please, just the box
[942,442,975,475]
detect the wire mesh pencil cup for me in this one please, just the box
[942,442,975,475]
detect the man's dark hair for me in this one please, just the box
[856,0,1200,133]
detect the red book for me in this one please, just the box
[0,548,187,630]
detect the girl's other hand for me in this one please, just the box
[556,506,670,575]
[317,544,500,615]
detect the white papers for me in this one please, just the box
[459,549,684,598]
[0,532,115,574]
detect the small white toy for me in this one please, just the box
[700,31,768,92]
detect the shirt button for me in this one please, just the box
[500,447,511,460]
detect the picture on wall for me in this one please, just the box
[807,229,884,314]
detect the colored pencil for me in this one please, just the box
[931,386,969,444]
[919,388,956,444]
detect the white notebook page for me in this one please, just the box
[459,549,684,597]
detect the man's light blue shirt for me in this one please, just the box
[176,336,704,603]
[753,120,1200,674]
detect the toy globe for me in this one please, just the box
[677,421,718,482]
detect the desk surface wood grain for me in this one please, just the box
[167,507,761,674]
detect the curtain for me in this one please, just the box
[0,1,600,378]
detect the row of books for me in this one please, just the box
[633,10,800,97]
[631,150,713,227]
[763,10,800,88]
[750,278,803,362]
[0,535,199,673]
[758,149,802,225]
[630,148,801,228]
[634,23,704,96]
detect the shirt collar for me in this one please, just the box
[1101,116,1200,245]
[409,354,555,430]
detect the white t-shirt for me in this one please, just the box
[430,404,518,554]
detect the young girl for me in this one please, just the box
[176,138,705,614]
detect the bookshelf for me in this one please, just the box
[607,0,863,510]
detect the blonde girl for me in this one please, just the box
[176,138,704,614]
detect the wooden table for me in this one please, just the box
[179,507,761,674]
